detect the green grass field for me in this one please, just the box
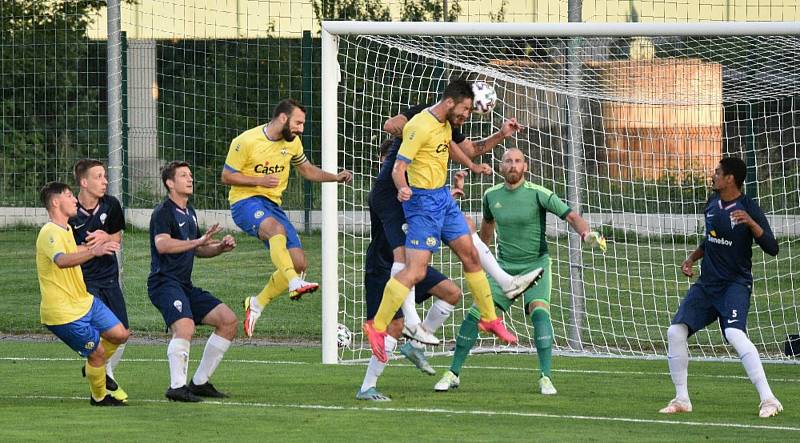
[0,341,798,441]
[2,226,799,440]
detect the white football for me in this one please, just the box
[471,81,497,115]
[337,323,352,348]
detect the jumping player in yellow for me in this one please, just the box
[36,182,130,406]
[364,79,517,362]
[222,99,352,337]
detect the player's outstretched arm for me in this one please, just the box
[731,208,779,256]
[449,142,491,175]
[56,241,120,268]
[565,212,607,252]
[459,118,522,158]
[197,234,236,258]
[383,113,408,138]
[154,223,222,255]
[295,160,353,184]
[221,168,280,188]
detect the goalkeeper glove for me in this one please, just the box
[582,231,607,253]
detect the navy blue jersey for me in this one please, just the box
[698,193,778,287]
[68,195,125,284]
[364,206,394,275]
[372,104,466,195]
[148,198,199,287]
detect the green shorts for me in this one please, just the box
[488,256,551,314]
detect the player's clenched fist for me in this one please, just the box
[397,186,412,202]
[337,170,353,184]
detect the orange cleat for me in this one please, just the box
[363,320,388,363]
[478,317,518,344]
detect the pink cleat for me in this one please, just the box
[478,318,518,344]
[363,320,388,363]
[288,277,319,301]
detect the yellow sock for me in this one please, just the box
[464,270,497,322]
[373,278,409,331]
[269,235,299,282]
[256,270,289,307]
[85,362,107,401]
[100,338,119,362]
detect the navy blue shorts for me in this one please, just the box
[368,188,407,250]
[46,297,122,358]
[86,279,128,329]
[364,267,449,321]
[672,282,751,336]
[148,280,222,328]
[231,196,302,249]
[403,187,470,252]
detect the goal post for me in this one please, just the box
[320,21,800,364]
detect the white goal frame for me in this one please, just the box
[319,20,800,364]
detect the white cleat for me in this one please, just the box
[402,323,440,346]
[759,397,783,418]
[539,376,557,395]
[434,371,460,392]
[503,267,545,300]
[243,296,263,338]
[288,277,320,301]
[659,398,693,414]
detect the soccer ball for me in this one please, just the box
[471,81,497,115]
[337,323,352,348]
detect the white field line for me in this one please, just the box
[2,356,800,383]
[1,395,798,433]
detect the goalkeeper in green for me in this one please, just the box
[435,148,606,395]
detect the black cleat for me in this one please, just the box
[188,380,228,398]
[90,394,127,407]
[165,386,203,402]
[81,365,118,391]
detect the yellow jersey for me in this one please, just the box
[397,109,451,189]
[224,125,308,206]
[36,222,93,325]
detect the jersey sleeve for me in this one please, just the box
[290,138,308,166]
[397,120,428,163]
[748,199,779,256]
[482,191,494,222]
[451,127,466,145]
[224,135,248,173]
[538,187,572,219]
[38,226,67,263]
[149,206,173,239]
[105,196,126,234]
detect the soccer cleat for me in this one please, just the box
[658,398,692,414]
[188,380,228,398]
[288,276,320,301]
[503,267,545,300]
[538,376,557,395]
[363,320,388,363]
[165,386,203,402]
[401,323,440,346]
[90,394,127,407]
[399,342,436,375]
[355,387,391,401]
[759,397,783,418]
[478,318,518,344]
[243,296,263,337]
[434,371,460,392]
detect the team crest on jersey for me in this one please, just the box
[173,300,183,312]
[99,213,107,224]
[494,202,502,209]
[49,236,55,244]
[84,341,95,350]
[425,236,437,247]
[408,131,416,141]
[280,148,288,156]
[254,210,265,219]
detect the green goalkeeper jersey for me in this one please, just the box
[482,181,572,265]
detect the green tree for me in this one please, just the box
[0,0,133,205]
[312,0,391,24]
[401,0,461,21]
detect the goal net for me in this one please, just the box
[322,22,800,363]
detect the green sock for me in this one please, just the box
[450,306,481,376]
[531,307,553,378]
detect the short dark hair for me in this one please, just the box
[379,138,393,161]
[272,98,306,119]
[719,157,747,189]
[73,158,105,184]
[161,161,191,191]
[40,182,71,210]
[443,78,474,103]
